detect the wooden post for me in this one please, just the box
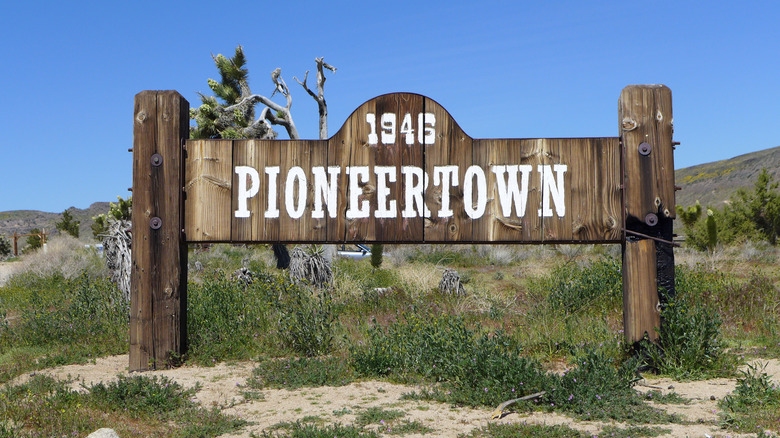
[12,233,17,256]
[619,85,676,344]
[130,90,189,371]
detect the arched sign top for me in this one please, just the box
[329,92,471,147]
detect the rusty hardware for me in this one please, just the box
[128,148,133,152]
[150,217,162,230]
[638,142,652,156]
[672,141,681,146]
[623,229,681,247]
[644,213,658,227]
[128,188,133,192]
[151,153,163,167]
[674,185,682,191]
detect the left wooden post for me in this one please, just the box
[130,90,189,371]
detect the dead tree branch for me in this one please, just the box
[295,57,336,139]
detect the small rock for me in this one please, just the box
[667,385,675,390]
[87,429,120,438]
[710,395,716,401]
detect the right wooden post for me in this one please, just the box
[619,85,676,344]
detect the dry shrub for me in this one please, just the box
[395,263,439,298]
[13,235,105,279]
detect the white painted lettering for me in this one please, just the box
[401,166,430,218]
[285,167,307,219]
[312,166,340,219]
[374,166,397,218]
[381,113,396,144]
[434,165,459,218]
[463,165,487,219]
[264,167,281,218]
[235,166,260,218]
[492,164,531,217]
[539,164,567,217]
[346,166,370,219]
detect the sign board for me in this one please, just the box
[130,86,677,371]
[184,93,622,244]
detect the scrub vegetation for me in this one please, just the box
[0,233,778,436]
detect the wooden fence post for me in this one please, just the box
[619,85,676,344]
[130,90,189,371]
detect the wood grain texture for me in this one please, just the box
[623,238,661,343]
[424,97,473,242]
[619,85,676,221]
[183,94,624,244]
[130,90,188,371]
[184,140,232,241]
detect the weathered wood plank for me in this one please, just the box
[184,140,232,241]
[623,238,660,343]
[130,90,188,371]
[232,140,281,242]
[619,85,676,222]
[424,98,473,242]
[398,93,424,241]
[565,138,622,242]
[279,140,328,242]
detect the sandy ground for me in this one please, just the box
[11,355,779,438]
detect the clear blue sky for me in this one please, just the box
[1,1,777,212]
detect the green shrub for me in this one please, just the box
[545,257,622,314]
[187,271,273,363]
[274,278,337,357]
[258,421,378,438]
[720,362,780,432]
[0,234,11,258]
[88,374,197,416]
[0,373,245,437]
[370,243,383,268]
[463,423,587,438]
[335,258,400,292]
[249,356,356,389]
[1,274,128,354]
[643,298,735,380]
[26,228,43,250]
[352,313,549,405]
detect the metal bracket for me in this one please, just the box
[623,229,680,247]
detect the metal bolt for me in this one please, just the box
[638,142,652,156]
[151,153,163,167]
[644,213,658,227]
[128,148,133,153]
[150,217,162,230]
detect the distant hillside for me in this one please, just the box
[675,146,780,209]
[0,202,111,243]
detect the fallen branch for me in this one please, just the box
[490,391,546,420]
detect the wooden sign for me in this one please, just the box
[184,93,622,244]
[131,86,677,371]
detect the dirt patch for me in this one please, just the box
[11,356,779,437]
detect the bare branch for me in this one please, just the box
[296,57,337,139]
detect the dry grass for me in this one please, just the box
[13,235,105,279]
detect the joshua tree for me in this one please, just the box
[190,45,336,268]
